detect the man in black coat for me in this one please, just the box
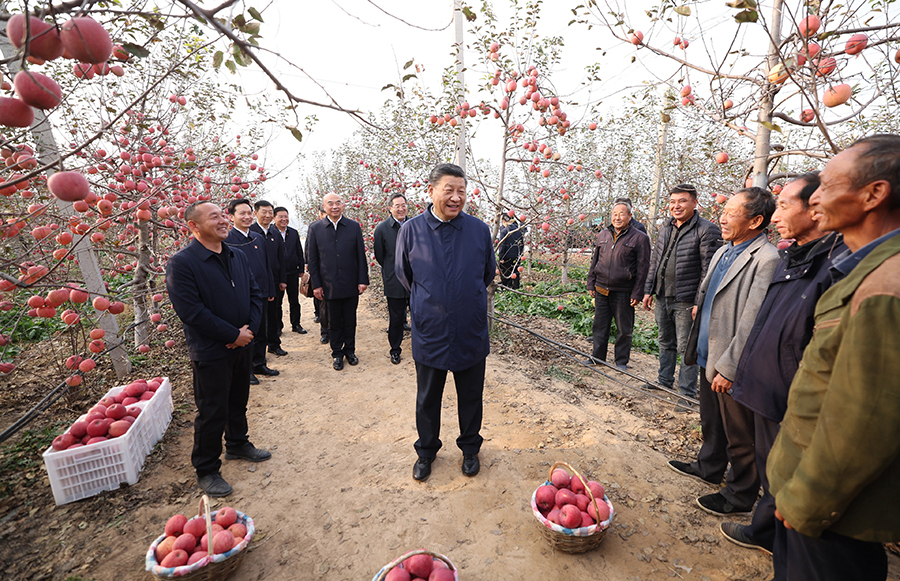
[166,201,271,498]
[374,193,410,364]
[250,200,288,357]
[497,214,525,289]
[225,199,278,384]
[614,197,647,234]
[306,193,370,370]
[274,206,307,335]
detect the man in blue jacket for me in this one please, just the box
[166,201,270,498]
[397,163,496,482]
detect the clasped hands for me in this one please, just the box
[226,325,253,349]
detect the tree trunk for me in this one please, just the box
[752,0,784,188]
[132,221,152,348]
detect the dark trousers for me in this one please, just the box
[280,274,301,329]
[591,290,634,366]
[414,359,486,459]
[191,348,252,477]
[251,303,269,368]
[315,297,328,339]
[499,257,520,289]
[773,520,887,581]
[386,297,408,356]
[691,369,728,482]
[266,293,281,348]
[326,295,358,358]
[747,412,780,551]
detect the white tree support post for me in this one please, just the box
[453,0,467,173]
[752,0,784,189]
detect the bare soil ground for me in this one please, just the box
[1,292,898,581]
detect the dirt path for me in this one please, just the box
[6,294,899,580]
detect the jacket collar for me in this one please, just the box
[816,232,900,313]
[712,233,769,293]
[425,204,464,230]
[780,232,842,276]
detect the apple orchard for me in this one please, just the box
[1,0,899,438]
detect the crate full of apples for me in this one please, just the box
[42,377,173,505]
[372,549,457,581]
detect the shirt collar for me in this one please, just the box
[256,221,269,234]
[327,216,342,229]
[426,204,463,230]
[233,226,250,237]
[392,216,406,227]
[830,227,900,279]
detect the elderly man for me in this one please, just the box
[274,206,307,335]
[768,135,900,581]
[306,193,369,370]
[718,173,846,555]
[643,185,722,399]
[586,201,650,370]
[669,187,779,517]
[373,193,410,364]
[166,201,270,497]
[397,163,495,482]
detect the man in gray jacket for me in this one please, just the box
[669,187,780,516]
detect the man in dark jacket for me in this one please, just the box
[373,193,410,364]
[586,201,650,369]
[642,185,722,399]
[718,173,845,555]
[274,207,307,335]
[307,193,369,370]
[397,163,496,482]
[225,199,278,384]
[614,197,647,234]
[250,200,288,357]
[497,214,525,289]
[166,201,270,498]
[307,207,329,344]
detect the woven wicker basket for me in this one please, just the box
[145,495,254,580]
[371,549,458,581]
[531,461,615,553]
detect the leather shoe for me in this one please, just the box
[333,357,344,371]
[249,374,259,385]
[314,316,320,323]
[268,346,288,356]
[293,326,308,334]
[197,472,232,497]
[390,353,401,365]
[403,322,411,331]
[225,443,272,462]
[413,457,433,481]
[254,365,279,376]
[462,454,480,477]
[320,335,329,344]
[346,353,359,365]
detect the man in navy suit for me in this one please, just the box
[274,207,307,335]
[306,193,369,370]
[225,199,279,384]
[250,200,288,357]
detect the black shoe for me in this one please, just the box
[403,322,411,331]
[390,353,401,365]
[413,457,433,481]
[253,365,280,376]
[225,443,272,462]
[314,316,320,323]
[720,522,773,555]
[674,398,698,413]
[697,493,752,516]
[668,460,721,487]
[197,472,233,497]
[333,357,344,371]
[346,353,359,365]
[642,382,663,391]
[268,347,288,356]
[583,359,597,365]
[293,326,308,334]
[249,374,259,385]
[320,335,329,344]
[462,454,480,477]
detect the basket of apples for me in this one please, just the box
[372,549,457,581]
[531,461,615,553]
[145,495,253,580]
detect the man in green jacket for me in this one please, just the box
[767,134,900,581]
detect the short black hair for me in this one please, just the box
[274,206,288,216]
[428,163,467,185]
[736,186,776,230]
[184,200,213,223]
[501,213,513,222]
[669,184,698,199]
[793,171,821,207]
[253,200,274,211]
[227,198,252,214]
[388,193,407,206]
[849,134,900,209]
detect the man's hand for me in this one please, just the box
[642,294,653,311]
[630,298,640,307]
[279,282,287,291]
[358,284,368,295]
[711,373,733,393]
[589,289,595,298]
[313,287,324,301]
[227,325,254,348]
[267,296,274,302]
[774,508,793,530]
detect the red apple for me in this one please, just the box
[13,71,61,109]
[0,97,34,128]
[559,504,582,528]
[60,17,112,64]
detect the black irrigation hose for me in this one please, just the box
[489,312,701,413]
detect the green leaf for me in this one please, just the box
[734,9,759,23]
[381,83,397,92]
[726,0,756,7]
[760,120,782,133]
[248,7,264,22]
[673,5,691,16]
[287,126,303,142]
[213,50,224,68]
[401,73,417,82]
[661,112,671,123]
[461,6,477,21]
[225,60,237,74]
[233,14,247,28]
[242,21,261,35]
[403,59,414,70]
[122,42,150,58]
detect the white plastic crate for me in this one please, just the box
[43,377,173,505]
